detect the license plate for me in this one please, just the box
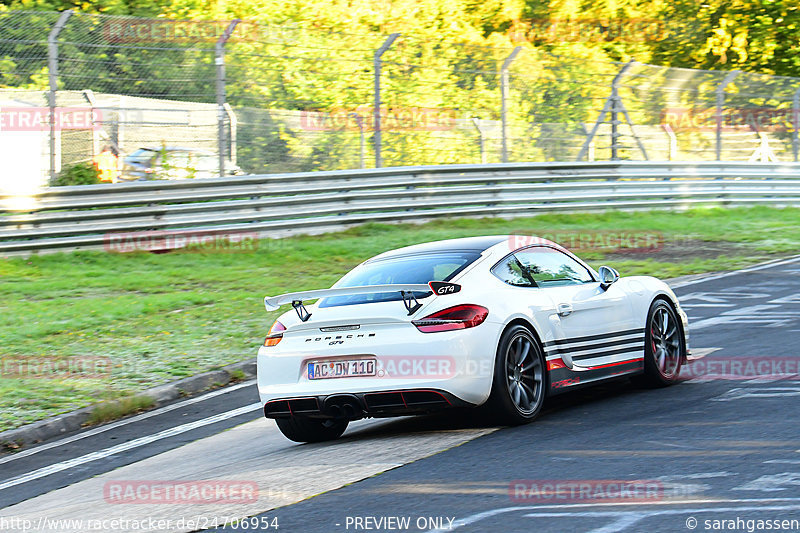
[308,359,375,380]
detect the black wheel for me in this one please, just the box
[275,417,348,443]
[486,324,547,425]
[642,299,684,386]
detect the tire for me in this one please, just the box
[275,417,348,443]
[486,324,547,425]
[642,299,685,387]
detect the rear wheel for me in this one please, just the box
[486,325,547,425]
[642,299,684,386]
[275,417,348,443]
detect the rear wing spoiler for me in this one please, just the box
[264,281,461,321]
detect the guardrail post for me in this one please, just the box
[793,87,800,162]
[715,70,741,161]
[215,20,240,178]
[501,46,522,163]
[47,10,73,183]
[373,33,400,168]
[471,118,487,164]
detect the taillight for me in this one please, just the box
[412,304,488,333]
[264,320,286,347]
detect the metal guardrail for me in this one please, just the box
[1,161,799,254]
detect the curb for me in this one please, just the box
[0,358,256,451]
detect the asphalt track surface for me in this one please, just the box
[2,255,800,533]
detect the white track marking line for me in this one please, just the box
[426,498,800,532]
[669,255,800,289]
[525,505,800,533]
[0,379,256,466]
[0,403,260,491]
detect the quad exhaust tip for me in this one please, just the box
[323,394,363,419]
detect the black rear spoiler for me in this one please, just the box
[264,281,461,321]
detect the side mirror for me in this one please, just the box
[598,266,619,291]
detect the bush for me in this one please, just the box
[51,162,101,187]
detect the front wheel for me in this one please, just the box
[275,417,348,443]
[642,299,685,386]
[486,325,547,425]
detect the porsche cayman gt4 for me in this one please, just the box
[258,235,690,443]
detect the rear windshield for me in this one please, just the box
[319,251,480,308]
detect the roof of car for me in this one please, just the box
[369,236,508,261]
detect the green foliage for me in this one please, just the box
[3,1,800,170]
[50,161,100,186]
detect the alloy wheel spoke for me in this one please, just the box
[511,381,522,405]
[667,337,680,349]
[522,357,540,373]
[518,339,531,365]
[520,381,537,403]
[651,327,663,342]
[656,348,666,371]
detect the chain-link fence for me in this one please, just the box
[3,9,800,188]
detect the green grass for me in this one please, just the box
[0,206,798,432]
[86,395,156,426]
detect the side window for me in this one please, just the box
[515,248,594,286]
[491,255,534,287]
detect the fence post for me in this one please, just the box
[715,70,740,161]
[577,60,635,162]
[215,20,240,178]
[663,123,677,161]
[373,33,400,168]
[349,113,366,169]
[47,10,73,183]
[793,87,800,162]
[501,46,521,163]
[471,118,487,164]
[609,61,636,160]
[223,103,237,166]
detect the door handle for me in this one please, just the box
[557,303,573,317]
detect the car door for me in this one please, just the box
[513,247,641,369]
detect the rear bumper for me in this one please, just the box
[257,321,501,408]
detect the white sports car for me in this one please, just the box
[258,236,690,442]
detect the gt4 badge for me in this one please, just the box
[429,281,462,295]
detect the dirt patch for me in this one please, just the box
[602,239,757,263]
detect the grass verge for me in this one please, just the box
[0,206,798,432]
